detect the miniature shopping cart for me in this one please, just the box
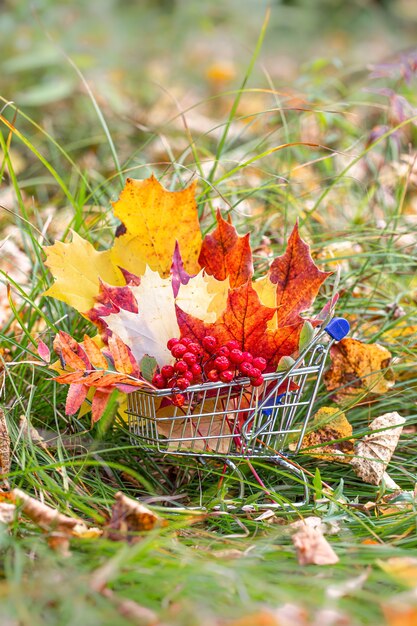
[127,317,350,507]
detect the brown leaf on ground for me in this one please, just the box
[350,412,405,485]
[0,408,10,488]
[290,407,354,462]
[106,491,163,541]
[12,488,100,555]
[292,525,339,566]
[324,338,394,404]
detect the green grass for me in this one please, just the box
[2,1,417,624]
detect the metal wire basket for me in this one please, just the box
[127,317,350,506]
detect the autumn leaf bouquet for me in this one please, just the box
[42,175,331,426]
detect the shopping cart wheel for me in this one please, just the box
[198,456,245,501]
[269,456,309,508]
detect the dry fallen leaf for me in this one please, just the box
[378,557,417,588]
[383,603,417,626]
[0,502,16,524]
[291,407,354,462]
[12,488,99,555]
[324,338,394,404]
[350,412,405,485]
[292,524,339,566]
[106,491,163,541]
[0,408,10,488]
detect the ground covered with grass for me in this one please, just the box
[2,1,417,624]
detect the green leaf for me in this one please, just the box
[313,467,323,500]
[298,321,314,352]
[277,355,295,372]
[140,355,158,382]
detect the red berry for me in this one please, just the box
[252,357,267,372]
[239,361,253,376]
[172,393,185,407]
[161,365,174,379]
[188,342,202,356]
[249,367,261,379]
[226,340,240,350]
[180,337,192,346]
[202,335,217,352]
[167,338,179,350]
[183,351,197,366]
[174,360,188,374]
[167,379,176,388]
[176,377,190,390]
[184,370,194,382]
[207,369,220,382]
[229,349,244,365]
[241,351,253,363]
[218,346,230,357]
[152,374,166,389]
[214,356,230,371]
[171,343,187,359]
[220,370,234,383]
[251,376,264,387]
[191,363,202,377]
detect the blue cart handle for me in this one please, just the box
[324,317,350,341]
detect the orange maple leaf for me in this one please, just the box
[198,210,253,288]
[176,281,302,370]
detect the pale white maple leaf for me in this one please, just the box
[176,270,229,323]
[105,267,179,367]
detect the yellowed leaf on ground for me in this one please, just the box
[292,524,339,566]
[290,407,354,462]
[43,231,123,312]
[111,175,202,277]
[350,412,405,485]
[378,557,417,588]
[324,338,394,404]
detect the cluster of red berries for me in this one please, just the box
[151,335,267,407]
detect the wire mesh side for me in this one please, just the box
[127,333,333,458]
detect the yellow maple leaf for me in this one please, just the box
[110,175,202,278]
[253,275,277,330]
[43,231,123,312]
[43,175,202,312]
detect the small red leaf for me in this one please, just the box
[53,331,90,370]
[198,210,253,288]
[65,383,88,415]
[37,340,50,363]
[82,335,108,370]
[91,389,112,423]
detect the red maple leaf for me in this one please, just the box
[176,281,302,370]
[269,223,331,326]
[198,210,253,288]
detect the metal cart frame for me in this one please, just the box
[127,317,350,508]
